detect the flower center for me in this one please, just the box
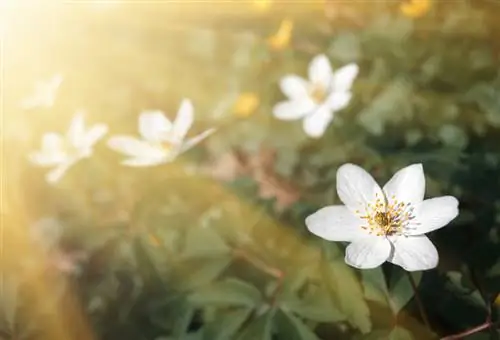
[309,83,327,104]
[356,193,417,237]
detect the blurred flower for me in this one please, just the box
[306,164,459,271]
[233,93,260,118]
[254,0,272,12]
[400,0,431,18]
[108,99,215,167]
[267,19,293,51]
[29,111,108,183]
[273,54,358,138]
[21,73,63,109]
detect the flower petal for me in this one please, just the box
[121,157,166,167]
[302,105,333,138]
[279,75,309,100]
[326,92,352,112]
[139,110,172,142]
[332,63,359,92]
[273,100,314,120]
[107,136,166,159]
[388,235,438,271]
[41,133,64,152]
[67,111,86,147]
[45,160,75,184]
[383,164,425,206]
[179,128,216,154]
[308,54,333,88]
[336,163,384,213]
[29,151,65,167]
[305,205,366,241]
[84,124,108,147]
[345,237,391,269]
[170,99,194,144]
[407,196,459,236]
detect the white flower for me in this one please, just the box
[107,99,215,167]
[306,163,459,271]
[29,111,108,183]
[273,54,358,138]
[21,73,63,109]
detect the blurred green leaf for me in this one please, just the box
[329,32,361,63]
[388,268,422,315]
[275,309,319,340]
[189,279,262,308]
[323,260,372,333]
[182,227,230,258]
[362,268,389,306]
[203,308,252,340]
[388,327,413,340]
[237,309,274,340]
[180,256,232,291]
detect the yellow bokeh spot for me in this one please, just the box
[267,19,294,51]
[495,293,500,306]
[233,93,260,118]
[254,0,272,12]
[400,0,431,18]
[148,233,161,247]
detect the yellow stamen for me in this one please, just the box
[233,93,260,118]
[309,83,327,104]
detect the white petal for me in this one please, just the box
[273,100,314,121]
[336,163,384,213]
[305,205,366,241]
[107,136,166,159]
[332,63,359,92]
[326,92,352,112]
[121,157,167,167]
[83,124,108,147]
[345,237,391,269]
[407,196,459,236]
[308,54,333,88]
[29,151,64,167]
[67,111,86,147]
[45,160,75,184]
[41,133,64,152]
[139,110,172,142]
[170,99,194,144]
[383,164,425,206]
[388,235,438,271]
[302,105,333,138]
[179,128,216,154]
[279,75,309,100]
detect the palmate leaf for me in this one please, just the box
[188,279,262,308]
[275,309,319,340]
[202,308,252,340]
[362,267,390,307]
[177,256,232,291]
[236,309,274,340]
[182,227,230,258]
[322,259,372,334]
[387,268,423,315]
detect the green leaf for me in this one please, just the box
[329,32,361,63]
[275,309,319,340]
[388,268,422,315]
[281,285,345,323]
[388,327,414,340]
[203,308,252,340]
[182,227,230,258]
[171,303,196,339]
[180,256,232,290]
[189,279,262,308]
[322,260,372,333]
[237,309,274,340]
[361,268,389,306]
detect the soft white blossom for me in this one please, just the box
[107,99,215,167]
[273,54,358,138]
[21,74,63,109]
[306,163,459,271]
[29,111,108,183]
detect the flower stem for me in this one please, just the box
[440,321,494,340]
[407,271,431,332]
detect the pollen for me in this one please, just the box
[309,83,327,104]
[356,194,417,237]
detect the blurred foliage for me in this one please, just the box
[2,0,500,339]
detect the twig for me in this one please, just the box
[440,321,494,340]
[407,271,432,332]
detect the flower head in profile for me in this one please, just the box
[107,99,215,167]
[306,163,459,271]
[29,111,108,183]
[273,54,358,138]
[21,73,63,109]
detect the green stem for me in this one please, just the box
[407,271,431,332]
